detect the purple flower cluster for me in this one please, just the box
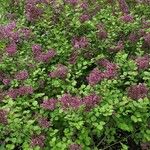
[121,14,134,23]
[59,93,101,110]
[86,68,103,85]
[79,14,90,23]
[71,36,89,49]
[2,79,10,85]
[0,109,8,125]
[143,33,150,47]
[30,134,45,148]
[80,2,88,9]
[96,23,108,40]
[135,55,150,70]
[6,43,17,56]
[69,50,79,64]
[82,93,101,110]
[65,0,78,6]
[59,94,82,109]
[127,84,149,100]
[49,64,68,79]
[25,0,43,22]
[40,98,57,110]
[109,41,124,52]
[19,27,32,40]
[8,86,33,99]
[37,117,50,128]
[87,59,118,85]
[0,21,19,42]
[69,143,82,150]
[128,32,139,43]
[35,49,57,63]
[118,0,130,14]
[15,70,29,80]
[32,44,42,56]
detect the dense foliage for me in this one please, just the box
[0,0,150,150]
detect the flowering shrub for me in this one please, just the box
[0,0,150,150]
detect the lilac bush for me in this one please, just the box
[0,0,150,150]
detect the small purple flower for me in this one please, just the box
[69,143,82,150]
[87,68,103,85]
[0,109,8,125]
[121,14,134,23]
[30,134,45,148]
[37,117,50,128]
[96,23,107,39]
[83,93,101,110]
[15,70,29,80]
[59,94,82,109]
[6,43,17,56]
[49,64,68,79]
[127,83,149,100]
[135,55,150,70]
[79,14,90,23]
[41,98,57,110]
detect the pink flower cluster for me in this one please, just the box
[40,98,57,110]
[49,64,68,79]
[87,59,118,85]
[135,55,150,70]
[8,86,33,99]
[15,70,29,80]
[72,36,89,49]
[0,109,8,125]
[127,84,149,100]
[30,134,45,148]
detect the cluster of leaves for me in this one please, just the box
[0,0,150,150]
